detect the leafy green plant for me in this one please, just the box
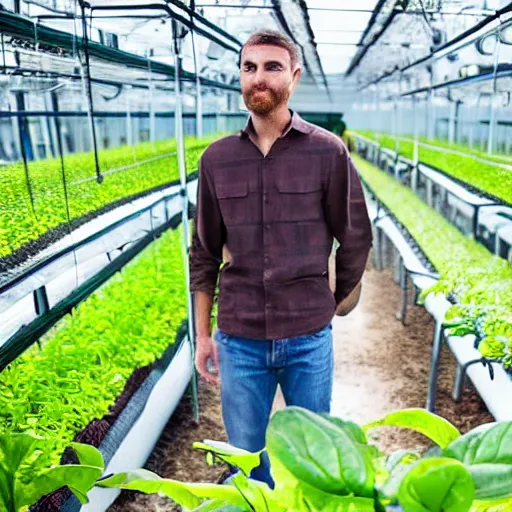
[355,131,512,205]
[0,135,218,261]
[0,432,104,512]
[353,154,512,369]
[96,407,512,512]
[0,227,186,474]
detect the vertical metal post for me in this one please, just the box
[397,257,408,325]
[148,53,156,146]
[452,364,466,401]
[426,320,443,412]
[42,93,56,158]
[487,35,501,155]
[448,96,456,145]
[428,88,436,140]
[412,94,419,192]
[469,93,480,150]
[190,23,203,139]
[173,19,199,422]
[374,83,380,134]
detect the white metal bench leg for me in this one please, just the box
[452,358,485,401]
[396,258,409,325]
[373,226,383,271]
[427,320,444,412]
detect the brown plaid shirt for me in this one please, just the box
[190,111,372,340]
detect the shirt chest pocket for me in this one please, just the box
[216,182,250,225]
[275,175,323,222]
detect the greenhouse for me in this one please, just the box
[0,0,512,511]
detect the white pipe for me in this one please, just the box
[82,337,193,510]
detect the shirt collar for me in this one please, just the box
[240,110,312,139]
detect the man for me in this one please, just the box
[189,30,372,486]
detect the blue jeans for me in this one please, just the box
[214,323,334,487]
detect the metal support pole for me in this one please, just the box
[374,84,380,134]
[397,257,409,325]
[448,98,456,145]
[190,24,203,139]
[426,320,443,412]
[148,54,156,145]
[428,88,436,140]
[453,364,466,402]
[412,95,419,192]
[469,93,480,150]
[173,19,199,422]
[487,36,501,155]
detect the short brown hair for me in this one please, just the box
[238,30,300,69]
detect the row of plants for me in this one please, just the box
[355,130,512,205]
[0,135,218,261]
[353,154,512,371]
[0,226,187,476]
[2,406,512,511]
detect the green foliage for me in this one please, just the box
[0,432,104,512]
[353,154,512,369]
[0,135,217,260]
[356,131,512,205]
[0,227,186,475]
[397,458,475,512]
[364,409,460,450]
[97,407,512,512]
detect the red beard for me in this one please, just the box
[243,86,289,115]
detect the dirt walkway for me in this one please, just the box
[109,263,492,511]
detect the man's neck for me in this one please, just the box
[252,106,292,140]
[250,106,292,156]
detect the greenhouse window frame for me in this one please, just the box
[0,8,241,92]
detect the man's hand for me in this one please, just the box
[195,335,220,385]
[335,281,362,317]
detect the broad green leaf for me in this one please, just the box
[266,407,375,498]
[229,473,284,511]
[69,442,104,470]
[319,415,369,444]
[17,465,104,507]
[193,441,262,476]
[379,451,421,500]
[193,500,248,511]
[398,458,474,512]
[443,422,512,499]
[0,434,41,512]
[469,465,512,500]
[471,497,512,511]
[269,454,375,512]
[364,409,460,449]
[97,469,248,509]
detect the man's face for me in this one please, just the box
[240,44,301,116]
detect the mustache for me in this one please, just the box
[249,85,271,93]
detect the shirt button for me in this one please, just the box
[265,224,270,230]
[264,270,270,280]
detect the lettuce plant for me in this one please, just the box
[0,227,186,474]
[0,432,104,512]
[355,131,512,205]
[354,155,512,369]
[96,407,512,512]
[0,135,217,261]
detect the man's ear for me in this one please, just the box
[290,65,301,93]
